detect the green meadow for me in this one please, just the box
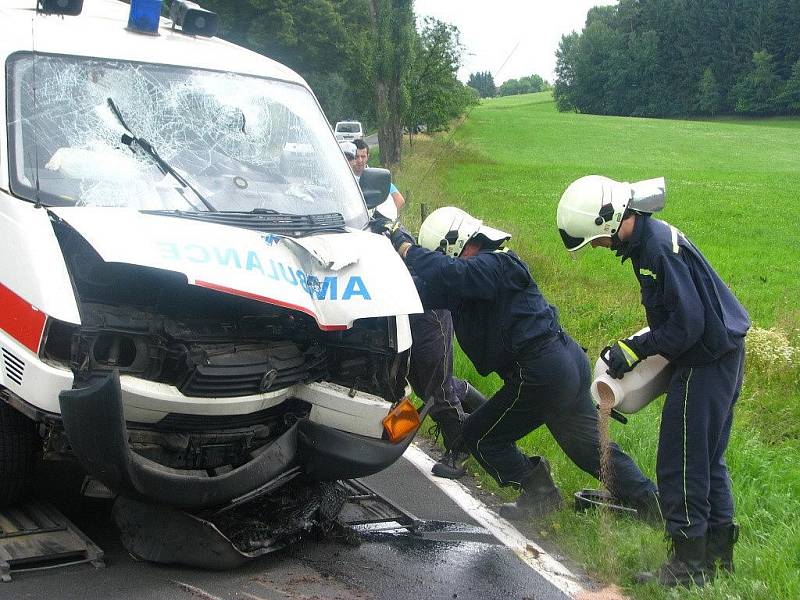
[393,92,800,599]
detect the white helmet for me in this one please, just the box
[556,175,634,252]
[339,141,357,160]
[419,207,511,257]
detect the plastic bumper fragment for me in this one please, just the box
[59,371,298,510]
[297,403,429,481]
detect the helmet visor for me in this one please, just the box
[559,228,586,252]
[475,223,511,244]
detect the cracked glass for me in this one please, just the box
[6,52,366,227]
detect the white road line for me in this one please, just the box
[403,443,585,598]
[171,580,226,600]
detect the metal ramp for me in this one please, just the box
[339,479,496,544]
[338,478,423,531]
[0,500,104,582]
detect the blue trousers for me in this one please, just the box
[462,332,657,503]
[408,309,467,449]
[658,342,745,538]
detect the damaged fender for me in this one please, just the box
[59,371,299,509]
[60,371,428,509]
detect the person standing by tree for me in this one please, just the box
[557,175,750,587]
[353,139,405,210]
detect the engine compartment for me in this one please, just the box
[41,219,408,469]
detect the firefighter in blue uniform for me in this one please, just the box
[557,175,750,587]
[389,206,659,521]
[361,171,485,481]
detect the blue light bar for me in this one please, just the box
[127,0,162,35]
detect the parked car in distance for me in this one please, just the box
[334,121,364,142]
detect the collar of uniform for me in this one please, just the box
[616,213,649,263]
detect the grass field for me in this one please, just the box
[392,92,800,599]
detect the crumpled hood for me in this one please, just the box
[50,208,422,330]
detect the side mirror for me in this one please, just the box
[359,168,392,209]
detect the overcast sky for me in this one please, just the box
[414,0,617,84]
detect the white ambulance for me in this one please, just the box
[0,0,422,510]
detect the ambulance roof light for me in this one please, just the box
[127,0,162,35]
[37,0,83,16]
[169,0,219,38]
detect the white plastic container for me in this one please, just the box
[590,328,675,414]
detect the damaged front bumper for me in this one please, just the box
[59,371,423,509]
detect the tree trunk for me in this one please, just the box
[368,0,410,167]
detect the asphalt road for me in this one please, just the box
[0,450,573,600]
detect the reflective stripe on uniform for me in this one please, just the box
[670,225,680,254]
[680,367,694,538]
[475,363,525,486]
[432,309,461,414]
[618,340,639,366]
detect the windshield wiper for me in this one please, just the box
[106,97,217,212]
[141,210,347,236]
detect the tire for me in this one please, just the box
[0,399,39,507]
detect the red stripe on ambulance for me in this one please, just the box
[195,280,349,332]
[0,283,47,353]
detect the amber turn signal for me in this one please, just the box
[382,398,420,443]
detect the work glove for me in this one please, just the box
[377,221,414,252]
[604,339,642,379]
[389,225,413,251]
[369,215,393,234]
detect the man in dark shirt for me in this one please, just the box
[557,175,750,587]
[391,206,659,521]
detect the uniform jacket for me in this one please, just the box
[403,246,561,377]
[621,216,750,366]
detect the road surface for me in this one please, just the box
[0,444,585,600]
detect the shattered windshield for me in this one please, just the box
[6,52,366,227]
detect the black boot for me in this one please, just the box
[429,417,469,480]
[432,447,469,479]
[460,382,487,414]
[498,457,562,521]
[635,536,710,587]
[706,523,739,573]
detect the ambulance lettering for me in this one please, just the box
[157,242,371,301]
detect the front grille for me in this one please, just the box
[2,348,24,386]
[178,341,327,398]
[141,400,311,432]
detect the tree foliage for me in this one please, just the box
[554,32,580,111]
[695,67,721,115]
[201,0,373,123]
[734,50,782,114]
[200,0,471,165]
[776,59,800,111]
[498,74,549,97]
[554,0,800,117]
[404,18,477,137]
[467,71,497,98]
[367,0,415,165]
